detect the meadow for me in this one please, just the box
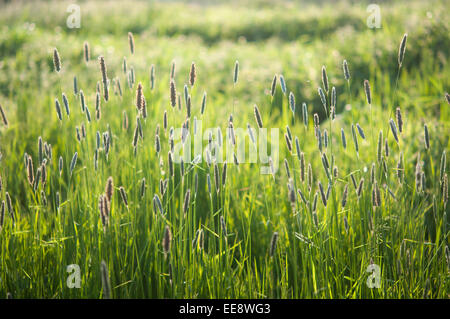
[0,0,449,298]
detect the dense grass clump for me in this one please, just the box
[0,0,449,299]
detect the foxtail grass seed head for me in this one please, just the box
[136,82,143,110]
[128,32,135,54]
[189,62,196,86]
[377,130,383,163]
[214,163,220,193]
[38,136,44,165]
[313,113,319,129]
[342,184,348,207]
[321,66,329,93]
[371,163,376,184]
[79,90,86,112]
[222,162,228,186]
[316,128,322,153]
[163,110,168,131]
[58,156,63,176]
[372,181,381,207]
[99,56,109,101]
[155,134,161,154]
[279,75,286,95]
[318,181,327,207]
[424,124,430,150]
[95,92,101,120]
[0,201,5,232]
[183,84,189,105]
[100,261,112,299]
[284,159,291,179]
[356,123,366,139]
[333,166,338,179]
[331,86,336,111]
[318,88,327,113]
[343,59,350,80]
[341,128,347,149]
[297,188,307,205]
[299,152,305,182]
[357,178,364,198]
[271,74,277,97]
[85,106,91,122]
[70,152,78,176]
[323,129,328,148]
[183,189,191,214]
[285,133,292,152]
[396,107,403,133]
[53,48,61,72]
[62,93,70,117]
[73,76,78,95]
[105,176,114,204]
[440,151,446,182]
[364,80,371,104]
[295,137,301,159]
[254,105,263,128]
[27,156,34,186]
[186,95,191,118]
[269,232,279,257]
[350,173,357,190]
[415,158,422,191]
[163,225,172,258]
[149,64,155,90]
[326,183,331,201]
[153,194,163,215]
[397,152,404,184]
[385,138,389,157]
[289,184,296,204]
[83,41,90,63]
[201,92,207,114]
[247,123,256,144]
[351,124,359,155]
[308,164,313,191]
[234,60,239,84]
[122,57,127,75]
[119,186,128,207]
[55,99,62,121]
[398,33,407,67]
[302,103,308,127]
[289,92,295,114]
[389,119,399,144]
[0,104,8,126]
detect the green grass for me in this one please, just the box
[0,0,449,299]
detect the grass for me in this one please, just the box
[0,0,449,299]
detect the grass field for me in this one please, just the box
[0,0,449,298]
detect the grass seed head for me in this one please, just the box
[0,104,9,126]
[83,41,90,63]
[128,32,135,54]
[189,62,196,86]
[343,59,350,80]
[321,65,329,93]
[364,80,371,104]
[398,33,407,66]
[254,105,263,128]
[53,48,61,72]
